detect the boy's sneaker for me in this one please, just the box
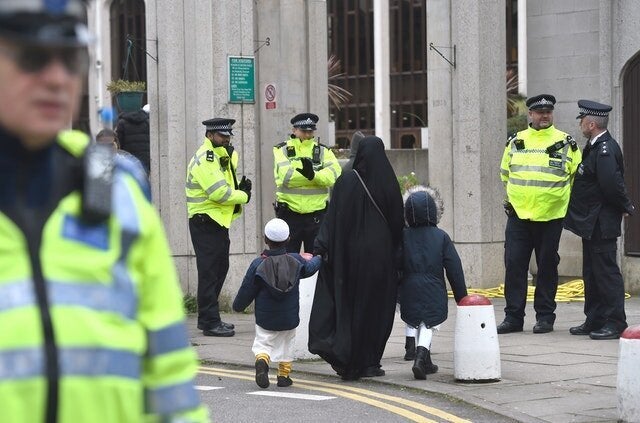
[276,376,293,387]
[255,359,270,389]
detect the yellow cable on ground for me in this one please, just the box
[448,279,631,302]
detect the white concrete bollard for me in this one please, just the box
[454,294,501,382]
[291,271,318,359]
[617,325,640,422]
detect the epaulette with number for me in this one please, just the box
[506,132,517,147]
[566,135,578,151]
[275,141,287,148]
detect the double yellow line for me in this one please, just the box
[198,366,471,423]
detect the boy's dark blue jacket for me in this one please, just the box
[400,190,467,328]
[233,247,322,331]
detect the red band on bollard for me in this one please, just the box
[621,325,640,339]
[458,294,492,306]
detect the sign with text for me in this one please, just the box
[228,56,255,103]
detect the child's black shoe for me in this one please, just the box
[255,359,270,388]
[276,376,292,387]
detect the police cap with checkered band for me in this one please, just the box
[526,94,556,111]
[202,118,235,136]
[290,113,319,131]
[576,99,612,119]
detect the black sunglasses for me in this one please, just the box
[0,44,89,75]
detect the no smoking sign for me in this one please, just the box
[265,84,276,109]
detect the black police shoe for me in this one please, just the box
[202,324,235,337]
[198,321,235,331]
[220,321,235,330]
[589,325,623,340]
[496,320,523,334]
[569,322,598,335]
[532,321,554,334]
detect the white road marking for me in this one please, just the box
[195,386,224,391]
[247,391,335,401]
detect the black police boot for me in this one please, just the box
[404,336,416,361]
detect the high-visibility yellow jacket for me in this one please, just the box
[273,137,341,213]
[0,130,208,423]
[186,139,248,228]
[500,125,582,221]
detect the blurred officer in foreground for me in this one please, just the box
[565,100,634,340]
[273,113,341,253]
[0,1,208,422]
[498,94,582,335]
[186,118,251,337]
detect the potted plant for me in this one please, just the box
[107,79,146,113]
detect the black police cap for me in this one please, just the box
[202,118,235,136]
[0,0,91,47]
[576,99,612,119]
[526,94,556,111]
[291,113,319,130]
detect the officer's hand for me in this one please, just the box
[296,157,315,180]
[240,187,251,203]
[238,177,252,203]
[239,175,252,191]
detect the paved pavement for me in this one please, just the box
[189,297,640,423]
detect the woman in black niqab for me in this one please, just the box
[308,136,404,380]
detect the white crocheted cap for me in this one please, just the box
[264,218,289,242]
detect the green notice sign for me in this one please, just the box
[228,56,255,103]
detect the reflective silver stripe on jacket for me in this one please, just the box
[281,167,295,187]
[323,161,339,179]
[276,187,329,196]
[146,322,190,357]
[507,178,571,188]
[186,196,207,203]
[0,347,141,380]
[146,380,201,415]
[0,280,34,312]
[509,165,568,177]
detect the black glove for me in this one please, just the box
[238,175,252,191]
[296,157,315,180]
[239,176,252,203]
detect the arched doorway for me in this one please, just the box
[623,53,640,256]
[110,0,147,85]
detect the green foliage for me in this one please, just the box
[183,294,198,314]
[398,172,419,195]
[106,79,146,94]
[328,54,352,110]
[507,114,528,134]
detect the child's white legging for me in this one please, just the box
[406,323,441,349]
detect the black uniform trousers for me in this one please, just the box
[276,206,325,254]
[189,213,230,329]
[582,223,627,332]
[503,215,563,325]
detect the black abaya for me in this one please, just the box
[308,136,404,379]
